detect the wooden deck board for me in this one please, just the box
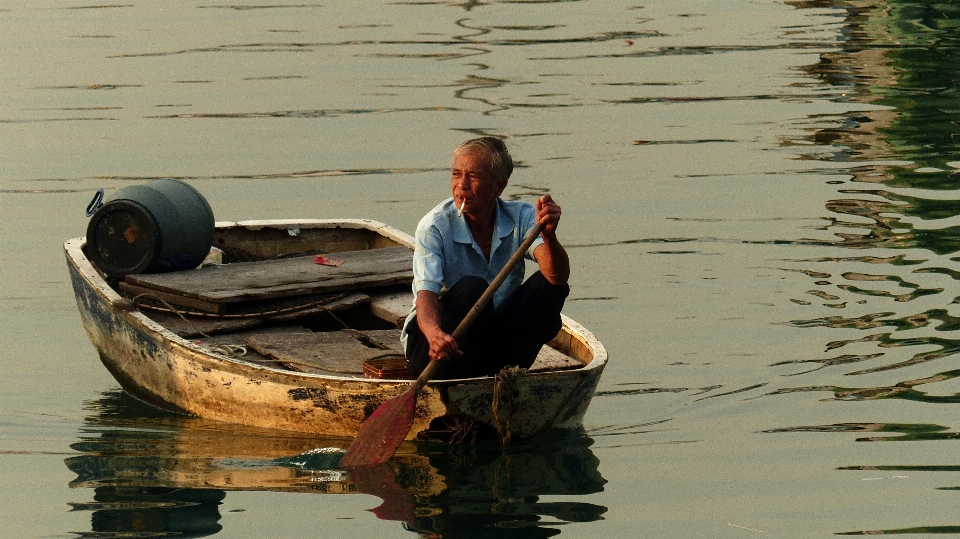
[529,344,584,372]
[367,287,412,328]
[141,293,371,338]
[242,329,404,376]
[124,246,413,310]
[239,325,580,377]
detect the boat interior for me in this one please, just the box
[93,223,589,379]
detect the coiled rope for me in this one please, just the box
[492,365,525,444]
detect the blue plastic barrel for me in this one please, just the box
[86,179,215,277]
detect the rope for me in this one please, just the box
[492,365,525,445]
[131,293,251,361]
[134,292,353,319]
[208,344,248,357]
[426,416,479,444]
[450,416,479,444]
[130,291,401,375]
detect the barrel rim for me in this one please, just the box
[86,198,163,277]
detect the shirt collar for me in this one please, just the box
[451,198,515,246]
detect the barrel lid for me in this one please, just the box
[86,199,162,277]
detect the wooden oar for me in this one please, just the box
[339,221,546,468]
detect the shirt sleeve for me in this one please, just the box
[412,217,445,296]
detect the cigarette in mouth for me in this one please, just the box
[458,200,465,217]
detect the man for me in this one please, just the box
[401,137,570,379]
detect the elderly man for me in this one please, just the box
[401,137,570,379]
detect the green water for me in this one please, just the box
[3,1,960,537]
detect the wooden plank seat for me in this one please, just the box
[120,246,413,314]
[529,342,584,372]
[139,293,372,338]
[238,327,583,378]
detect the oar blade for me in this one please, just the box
[339,387,417,468]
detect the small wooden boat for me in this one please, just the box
[64,218,607,441]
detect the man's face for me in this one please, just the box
[450,150,504,218]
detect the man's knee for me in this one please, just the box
[525,270,570,300]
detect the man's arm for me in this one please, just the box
[416,289,463,361]
[533,194,570,285]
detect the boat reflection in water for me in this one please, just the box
[66,390,607,538]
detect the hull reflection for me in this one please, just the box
[69,488,224,539]
[66,390,606,538]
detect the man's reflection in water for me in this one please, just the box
[67,391,606,538]
[349,433,607,538]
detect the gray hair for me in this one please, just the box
[452,137,513,186]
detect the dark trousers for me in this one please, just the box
[405,271,569,379]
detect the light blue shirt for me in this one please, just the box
[400,197,543,350]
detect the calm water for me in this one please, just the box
[2,0,960,537]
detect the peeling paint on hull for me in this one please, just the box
[64,219,608,440]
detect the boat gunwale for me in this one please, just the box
[64,218,608,385]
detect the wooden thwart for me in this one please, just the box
[366,287,412,328]
[529,342,584,372]
[141,293,371,338]
[122,246,413,314]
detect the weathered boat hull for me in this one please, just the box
[65,219,607,440]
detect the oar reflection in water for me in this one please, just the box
[342,435,608,538]
[66,390,607,538]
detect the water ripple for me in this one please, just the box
[7,167,439,186]
[0,117,117,123]
[771,366,960,400]
[766,422,960,441]
[197,3,325,9]
[59,4,133,10]
[147,106,460,119]
[108,28,660,59]
[538,42,844,62]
